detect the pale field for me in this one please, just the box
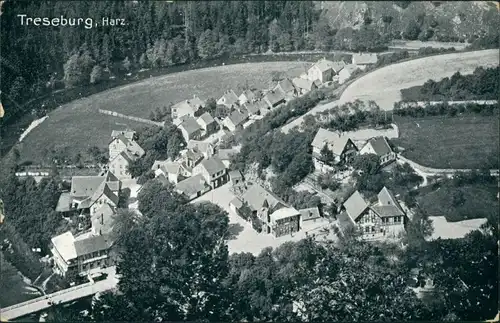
[428,216,488,241]
[18,62,308,163]
[339,49,499,110]
[192,184,336,256]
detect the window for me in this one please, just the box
[382,217,388,224]
[364,226,370,233]
[371,226,375,232]
[395,216,401,223]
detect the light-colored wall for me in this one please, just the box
[109,155,132,180]
[109,138,127,161]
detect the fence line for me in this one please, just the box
[399,100,498,109]
[98,109,164,127]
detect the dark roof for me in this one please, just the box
[371,205,405,218]
[180,117,202,135]
[337,211,355,232]
[264,90,286,107]
[226,109,248,127]
[366,137,393,156]
[74,234,111,257]
[200,157,226,175]
[245,100,267,115]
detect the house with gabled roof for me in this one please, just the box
[193,156,228,189]
[338,64,360,84]
[109,131,145,161]
[230,184,301,237]
[50,230,113,278]
[56,171,121,217]
[171,96,205,121]
[239,89,261,105]
[331,60,347,75]
[151,160,184,184]
[274,78,297,99]
[263,90,286,109]
[196,112,218,137]
[217,90,239,108]
[299,207,322,227]
[244,99,268,116]
[352,53,378,70]
[311,128,359,172]
[187,140,215,159]
[178,116,202,142]
[360,136,396,166]
[175,174,211,201]
[292,77,318,95]
[307,58,335,84]
[222,109,249,132]
[339,187,406,240]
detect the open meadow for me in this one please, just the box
[392,115,499,169]
[17,62,308,164]
[339,49,499,110]
[417,182,498,223]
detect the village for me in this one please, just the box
[43,52,447,281]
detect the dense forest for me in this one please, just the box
[1,0,497,128]
[401,66,500,101]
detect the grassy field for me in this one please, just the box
[393,115,499,169]
[18,62,308,164]
[417,182,498,222]
[339,49,499,110]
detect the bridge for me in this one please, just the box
[0,267,118,321]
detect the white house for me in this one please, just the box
[307,59,334,84]
[311,128,359,172]
[359,136,396,166]
[192,156,228,189]
[217,90,239,108]
[340,187,406,240]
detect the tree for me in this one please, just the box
[320,144,334,165]
[352,154,380,175]
[122,56,132,71]
[99,202,232,321]
[137,180,185,217]
[63,53,84,87]
[403,20,422,40]
[90,65,104,84]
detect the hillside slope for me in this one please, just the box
[318,1,499,42]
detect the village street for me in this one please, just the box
[191,183,335,255]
